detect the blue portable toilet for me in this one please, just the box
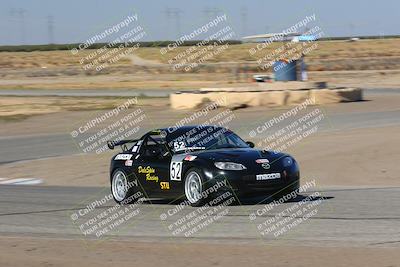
[273,60,297,81]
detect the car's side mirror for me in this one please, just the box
[161,150,171,158]
[246,141,255,148]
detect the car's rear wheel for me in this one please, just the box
[184,168,206,207]
[111,169,138,204]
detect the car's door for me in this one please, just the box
[134,134,171,196]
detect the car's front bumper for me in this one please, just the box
[202,164,300,197]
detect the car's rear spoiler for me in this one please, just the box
[107,139,140,150]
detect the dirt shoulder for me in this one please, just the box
[0,236,399,267]
[0,70,399,90]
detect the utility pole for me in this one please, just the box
[164,7,172,39]
[202,7,221,23]
[202,7,213,23]
[172,8,182,38]
[47,15,55,44]
[349,23,355,37]
[10,8,27,44]
[240,7,248,37]
[165,7,182,38]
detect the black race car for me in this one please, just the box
[108,125,300,206]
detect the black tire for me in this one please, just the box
[183,168,207,207]
[110,168,140,205]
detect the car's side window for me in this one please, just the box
[140,135,169,159]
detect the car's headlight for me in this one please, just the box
[282,156,293,167]
[214,162,247,170]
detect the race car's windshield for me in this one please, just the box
[167,126,249,153]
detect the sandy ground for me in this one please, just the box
[1,70,400,90]
[1,236,399,267]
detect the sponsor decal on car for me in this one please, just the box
[125,160,133,166]
[256,159,271,169]
[115,154,132,160]
[170,161,182,181]
[138,166,159,182]
[131,140,142,153]
[184,155,197,161]
[173,141,185,151]
[256,173,281,180]
[170,154,186,181]
[261,163,270,169]
[160,182,170,190]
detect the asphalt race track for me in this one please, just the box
[0,185,399,247]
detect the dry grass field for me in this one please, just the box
[0,96,167,121]
[0,39,399,90]
[1,39,400,68]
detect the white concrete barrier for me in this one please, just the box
[170,87,362,109]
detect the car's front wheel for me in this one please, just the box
[184,168,206,207]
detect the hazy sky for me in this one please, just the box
[1,0,399,45]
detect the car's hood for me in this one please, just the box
[195,148,288,162]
